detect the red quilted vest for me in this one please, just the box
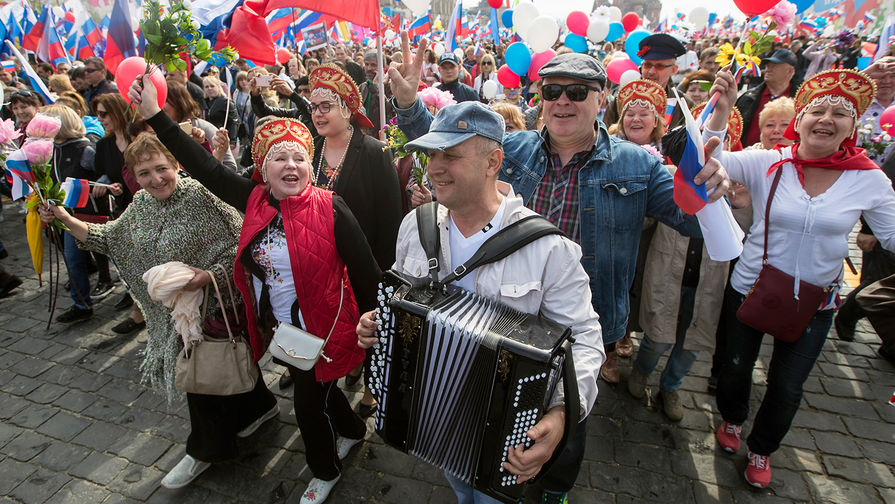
[233,183,364,383]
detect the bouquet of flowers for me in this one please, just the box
[384,117,428,187]
[6,114,68,231]
[858,116,894,162]
[141,0,237,72]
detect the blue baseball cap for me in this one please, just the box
[405,101,505,152]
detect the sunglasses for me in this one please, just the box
[481,62,493,66]
[541,83,601,102]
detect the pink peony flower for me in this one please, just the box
[419,87,457,113]
[0,118,21,144]
[21,139,53,165]
[762,1,797,28]
[25,113,62,139]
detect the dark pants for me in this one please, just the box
[716,285,833,456]
[63,231,92,309]
[92,252,112,284]
[539,418,587,492]
[186,368,277,463]
[287,364,366,481]
[837,245,895,330]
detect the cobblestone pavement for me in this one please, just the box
[1,201,894,504]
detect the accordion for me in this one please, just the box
[369,271,577,503]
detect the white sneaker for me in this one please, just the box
[300,475,340,504]
[160,455,211,489]
[336,436,363,460]
[237,403,280,438]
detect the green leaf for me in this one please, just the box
[743,41,753,55]
[174,59,187,72]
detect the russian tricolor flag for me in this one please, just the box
[5,41,55,104]
[668,89,709,215]
[6,149,34,183]
[445,0,462,51]
[103,0,137,74]
[4,168,32,201]
[408,12,431,38]
[62,177,90,209]
[21,6,46,52]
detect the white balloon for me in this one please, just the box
[587,18,609,43]
[482,80,498,99]
[607,6,622,23]
[513,2,540,37]
[403,0,430,17]
[433,43,445,57]
[454,48,464,60]
[526,16,559,54]
[689,7,709,30]
[619,69,641,87]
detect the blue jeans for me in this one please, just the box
[716,285,833,456]
[443,472,504,504]
[63,231,92,309]
[635,285,699,392]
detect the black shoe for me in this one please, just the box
[834,314,856,342]
[90,281,115,301]
[111,318,146,335]
[278,372,294,389]
[0,249,8,260]
[344,371,361,387]
[114,292,133,311]
[0,274,22,298]
[56,306,94,324]
[357,402,378,418]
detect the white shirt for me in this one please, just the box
[250,219,306,328]
[448,196,507,291]
[705,130,895,308]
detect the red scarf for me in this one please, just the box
[767,143,879,186]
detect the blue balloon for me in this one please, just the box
[793,0,815,14]
[605,22,624,42]
[501,9,514,28]
[564,33,588,53]
[707,13,717,26]
[624,30,650,65]
[209,53,227,66]
[505,42,531,76]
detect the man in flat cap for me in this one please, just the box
[387,32,730,504]
[737,48,799,147]
[356,99,605,504]
[604,33,693,128]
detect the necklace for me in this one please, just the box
[316,126,353,190]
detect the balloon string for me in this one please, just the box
[697,24,750,130]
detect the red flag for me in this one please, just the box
[248,0,382,32]
[214,2,276,65]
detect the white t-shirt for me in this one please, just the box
[250,218,306,328]
[448,196,507,291]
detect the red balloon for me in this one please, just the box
[621,12,640,32]
[487,0,502,8]
[566,11,589,37]
[606,58,638,84]
[880,105,895,136]
[276,48,291,65]
[528,49,557,82]
[733,0,780,16]
[115,56,167,109]
[497,64,521,88]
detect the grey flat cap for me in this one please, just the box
[538,53,607,87]
[406,101,504,152]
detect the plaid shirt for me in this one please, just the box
[528,140,594,243]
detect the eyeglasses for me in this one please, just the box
[640,61,675,71]
[10,90,35,99]
[541,83,601,102]
[309,102,333,114]
[84,67,100,74]
[481,62,493,66]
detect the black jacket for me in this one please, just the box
[735,81,798,144]
[53,138,110,216]
[205,96,239,142]
[435,80,480,103]
[250,92,317,138]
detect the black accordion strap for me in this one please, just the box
[535,339,579,482]
[440,214,564,285]
[415,202,441,283]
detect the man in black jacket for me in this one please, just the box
[736,49,799,147]
[434,53,479,103]
[82,58,117,115]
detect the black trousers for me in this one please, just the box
[186,367,277,463]
[287,364,366,481]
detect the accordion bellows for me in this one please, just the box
[370,271,573,502]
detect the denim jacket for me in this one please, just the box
[395,98,701,343]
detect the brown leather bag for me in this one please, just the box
[736,169,830,342]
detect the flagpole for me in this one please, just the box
[377,1,386,142]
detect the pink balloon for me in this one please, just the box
[487,0,502,8]
[528,49,557,82]
[276,48,291,65]
[497,64,521,88]
[622,12,640,32]
[115,56,167,109]
[606,58,638,84]
[566,11,590,37]
[880,105,895,136]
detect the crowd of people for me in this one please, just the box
[0,22,893,504]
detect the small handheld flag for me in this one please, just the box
[61,177,90,208]
[5,149,34,182]
[662,88,709,215]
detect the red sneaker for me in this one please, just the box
[745,450,771,488]
[716,421,742,453]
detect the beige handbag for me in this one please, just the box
[268,281,344,371]
[174,265,259,395]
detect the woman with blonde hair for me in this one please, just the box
[48,74,76,96]
[491,102,525,133]
[473,54,499,101]
[752,96,796,150]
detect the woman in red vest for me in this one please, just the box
[129,77,381,504]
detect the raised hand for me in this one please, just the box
[388,32,429,109]
[127,74,162,119]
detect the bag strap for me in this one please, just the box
[318,280,345,363]
[211,264,240,324]
[762,167,784,263]
[416,202,441,282]
[206,271,236,342]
